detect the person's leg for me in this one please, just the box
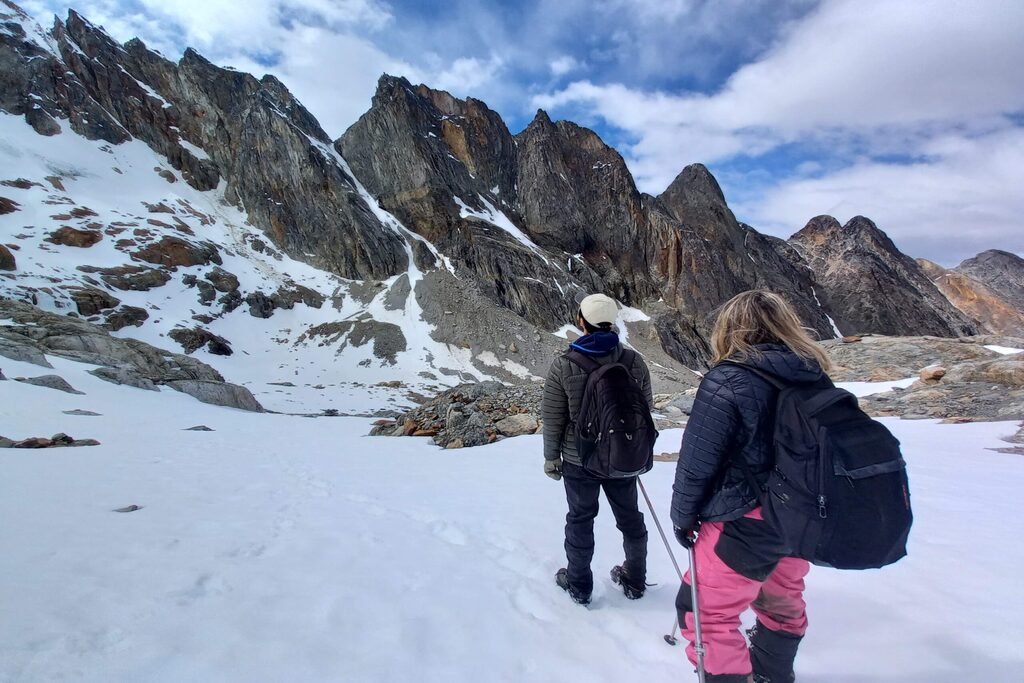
[676,521,763,678]
[601,476,648,583]
[749,557,811,683]
[562,463,601,596]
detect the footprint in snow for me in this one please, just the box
[429,520,467,546]
[511,584,557,623]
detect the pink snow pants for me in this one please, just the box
[681,509,810,676]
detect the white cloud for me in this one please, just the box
[733,126,1024,264]
[549,55,578,77]
[533,0,1024,259]
[429,54,505,95]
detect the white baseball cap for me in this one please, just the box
[578,293,618,326]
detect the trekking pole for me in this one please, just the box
[637,479,684,646]
[688,544,707,683]
[637,479,707,682]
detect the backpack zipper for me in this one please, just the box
[817,429,829,518]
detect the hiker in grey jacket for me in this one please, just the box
[543,293,653,605]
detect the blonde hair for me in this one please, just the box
[710,290,832,371]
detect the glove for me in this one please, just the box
[674,525,698,548]
[544,457,562,481]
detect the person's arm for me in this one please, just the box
[670,370,740,530]
[541,358,569,464]
[640,359,653,408]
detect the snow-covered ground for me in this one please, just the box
[836,377,918,397]
[2,352,1023,682]
[984,345,1023,356]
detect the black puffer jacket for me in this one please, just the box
[542,345,653,465]
[670,344,827,530]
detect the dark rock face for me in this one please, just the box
[339,76,579,329]
[1,4,407,281]
[790,216,977,337]
[5,3,1006,371]
[514,110,654,302]
[955,250,1024,311]
[918,258,1024,337]
[0,243,15,270]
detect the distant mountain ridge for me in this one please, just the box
[1,0,1019,387]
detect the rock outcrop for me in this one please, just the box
[0,298,262,411]
[370,381,541,448]
[918,258,1024,336]
[790,216,977,337]
[954,250,1024,311]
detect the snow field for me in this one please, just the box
[2,353,1023,681]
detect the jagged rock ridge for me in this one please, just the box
[918,258,1024,337]
[954,250,1024,311]
[3,0,1016,380]
[790,215,978,337]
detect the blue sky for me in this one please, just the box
[23,0,1024,264]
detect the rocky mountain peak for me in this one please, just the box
[955,249,1024,310]
[791,216,977,337]
[659,163,727,215]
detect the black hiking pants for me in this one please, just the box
[562,462,648,595]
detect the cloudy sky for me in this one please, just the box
[23,0,1024,264]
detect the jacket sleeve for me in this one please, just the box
[542,358,569,461]
[640,359,653,408]
[671,370,740,529]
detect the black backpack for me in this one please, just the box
[726,362,912,570]
[566,349,658,478]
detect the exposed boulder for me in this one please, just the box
[68,287,120,316]
[165,380,263,412]
[169,326,233,355]
[790,216,977,337]
[0,243,15,270]
[245,291,275,318]
[203,267,239,293]
[103,305,149,331]
[89,366,157,391]
[46,226,102,247]
[77,264,171,291]
[0,196,20,214]
[14,374,83,394]
[131,236,222,268]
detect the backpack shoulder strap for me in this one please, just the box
[565,349,601,373]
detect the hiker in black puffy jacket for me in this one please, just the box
[543,293,653,605]
[671,290,833,683]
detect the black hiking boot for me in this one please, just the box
[555,568,591,605]
[747,620,801,683]
[609,565,645,599]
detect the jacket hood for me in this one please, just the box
[570,330,619,356]
[726,343,825,384]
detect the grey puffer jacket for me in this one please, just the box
[670,343,827,530]
[542,345,653,465]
